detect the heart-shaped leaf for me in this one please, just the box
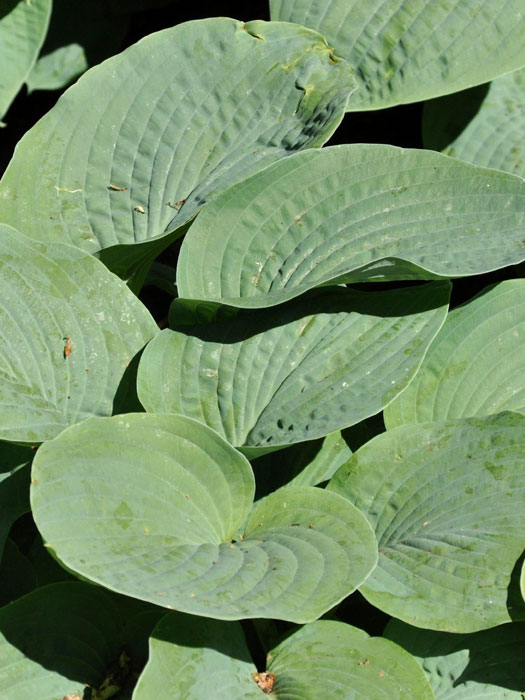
[31,413,378,622]
[0,0,51,120]
[385,280,525,428]
[134,614,433,699]
[0,581,162,700]
[270,0,525,110]
[0,18,354,283]
[328,412,525,632]
[0,224,157,443]
[137,284,449,452]
[423,67,525,177]
[386,618,525,698]
[176,145,525,309]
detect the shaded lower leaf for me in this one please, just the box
[328,412,525,632]
[0,441,32,557]
[138,284,449,452]
[0,539,37,606]
[424,68,525,177]
[385,280,525,428]
[386,618,525,698]
[0,581,162,700]
[31,413,377,622]
[0,0,51,119]
[133,613,261,699]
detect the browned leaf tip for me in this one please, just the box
[108,184,128,191]
[253,671,275,694]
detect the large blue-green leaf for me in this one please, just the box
[0,224,157,443]
[385,280,525,428]
[137,284,449,452]
[31,413,377,623]
[270,0,525,110]
[0,0,51,120]
[424,68,525,177]
[386,618,525,698]
[176,145,525,309]
[134,616,433,699]
[0,18,354,284]
[0,581,162,700]
[328,412,525,632]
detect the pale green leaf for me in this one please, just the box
[270,0,525,110]
[424,67,525,177]
[137,284,449,451]
[328,412,525,632]
[0,18,354,282]
[386,618,525,698]
[0,224,157,443]
[385,280,525,428]
[177,145,525,309]
[0,0,51,119]
[31,413,378,622]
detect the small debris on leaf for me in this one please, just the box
[108,184,128,191]
[134,205,146,213]
[358,658,370,666]
[253,671,275,693]
[63,335,72,358]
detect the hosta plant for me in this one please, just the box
[0,0,524,698]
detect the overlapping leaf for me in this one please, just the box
[385,280,525,428]
[177,145,525,309]
[386,618,525,698]
[0,224,157,443]
[0,18,354,283]
[424,67,525,177]
[270,0,525,110]
[328,412,525,632]
[134,615,432,699]
[0,0,51,120]
[137,284,449,451]
[0,581,162,700]
[31,413,378,622]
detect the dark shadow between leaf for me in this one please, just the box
[506,548,525,622]
[170,282,451,344]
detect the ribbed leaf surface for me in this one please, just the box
[137,284,449,450]
[424,67,525,177]
[177,145,525,309]
[270,0,525,110]
[0,18,354,279]
[0,224,157,442]
[385,280,525,428]
[328,412,525,632]
[32,413,377,622]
